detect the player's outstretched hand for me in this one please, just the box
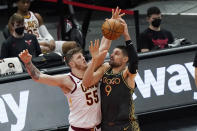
[89,39,108,63]
[118,18,129,36]
[89,39,100,59]
[112,7,125,19]
[19,49,32,64]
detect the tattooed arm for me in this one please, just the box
[25,61,40,80]
[19,50,73,93]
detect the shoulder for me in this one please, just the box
[161,29,174,40]
[6,35,13,41]
[140,28,151,38]
[55,74,75,93]
[56,74,74,86]
[95,62,110,75]
[34,13,44,25]
[141,28,151,34]
[34,13,42,18]
[63,74,72,80]
[101,62,110,71]
[1,40,8,47]
[64,74,76,89]
[4,35,14,44]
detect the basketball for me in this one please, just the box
[102,19,124,40]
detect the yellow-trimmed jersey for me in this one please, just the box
[100,67,140,131]
[24,11,45,42]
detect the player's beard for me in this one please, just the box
[109,60,121,68]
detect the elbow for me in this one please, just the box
[31,77,40,83]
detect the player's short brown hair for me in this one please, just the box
[62,41,77,55]
[64,47,83,66]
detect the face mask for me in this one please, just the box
[151,19,161,28]
[15,26,25,35]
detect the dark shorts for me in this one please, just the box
[101,121,140,131]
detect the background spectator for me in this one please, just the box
[138,6,174,52]
[0,13,41,59]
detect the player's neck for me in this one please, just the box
[71,68,85,79]
[149,25,160,31]
[112,64,126,74]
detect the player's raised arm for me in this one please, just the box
[19,49,73,93]
[95,7,125,69]
[83,40,109,87]
[119,18,138,89]
[119,18,138,75]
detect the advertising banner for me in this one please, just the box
[0,80,69,131]
[134,51,197,114]
[0,47,197,130]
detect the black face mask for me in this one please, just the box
[15,26,25,35]
[151,19,161,28]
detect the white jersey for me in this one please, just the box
[24,11,65,54]
[24,11,45,42]
[65,72,101,128]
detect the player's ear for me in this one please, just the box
[146,16,148,22]
[146,16,150,22]
[69,61,75,68]
[123,56,128,63]
[63,56,66,62]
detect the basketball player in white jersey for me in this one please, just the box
[19,45,105,131]
[10,0,77,54]
[19,46,102,131]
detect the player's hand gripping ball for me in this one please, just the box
[102,19,124,40]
